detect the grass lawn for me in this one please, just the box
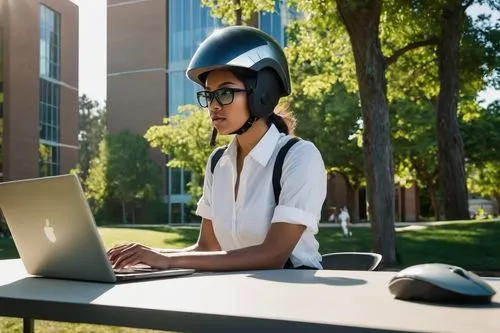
[1,219,499,332]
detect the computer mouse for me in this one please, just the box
[388,263,496,304]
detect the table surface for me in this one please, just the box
[0,259,499,333]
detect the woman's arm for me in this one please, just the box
[167,222,305,271]
[109,222,304,270]
[108,218,222,268]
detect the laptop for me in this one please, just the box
[0,174,195,283]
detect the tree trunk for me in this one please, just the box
[494,193,500,216]
[336,0,396,266]
[121,201,127,224]
[233,0,242,25]
[351,187,360,223]
[436,2,470,220]
[429,187,440,221]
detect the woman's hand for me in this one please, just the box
[107,243,170,270]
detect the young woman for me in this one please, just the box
[108,26,327,271]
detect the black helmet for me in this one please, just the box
[186,26,291,121]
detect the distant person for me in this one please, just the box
[108,26,327,271]
[339,206,352,238]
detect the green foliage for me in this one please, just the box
[468,162,500,204]
[461,100,500,164]
[201,0,275,25]
[290,80,365,188]
[463,101,500,205]
[86,131,162,224]
[71,95,107,186]
[392,99,438,187]
[391,99,441,217]
[145,105,231,201]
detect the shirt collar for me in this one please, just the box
[250,124,281,167]
[224,124,281,167]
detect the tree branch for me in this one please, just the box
[385,38,439,67]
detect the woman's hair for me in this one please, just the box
[268,103,296,136]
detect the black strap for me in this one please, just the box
[230,116,258,135]
[210,146,227,174]
[272,137,300,205]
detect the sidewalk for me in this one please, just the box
[318,220,476,228]
[106,219,499,229]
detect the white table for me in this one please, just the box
[0,259,499,333]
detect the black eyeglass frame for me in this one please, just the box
[196,87,249,108]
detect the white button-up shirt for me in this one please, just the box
[196,124,327,269]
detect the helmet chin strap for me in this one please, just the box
[209,115,258,146]
[229,115,258,135]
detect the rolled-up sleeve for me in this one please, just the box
[271,141,327,234]
[195,150,216,220]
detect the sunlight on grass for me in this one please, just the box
[0,318,177,333]
[98,226,198,250]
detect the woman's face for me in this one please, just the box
[202,69,250,135]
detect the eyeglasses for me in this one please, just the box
[196,87,248,108]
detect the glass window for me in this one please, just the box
[167,1,225,222]
[168,71,185,116]
[184,202,195,223]
[259,1,284,46]
[39,78,60,176]
[169,0,182,64]
[171,168,182,195]
[40,5,61,80]
[182,2,193,60]
[183,76,197,106]
[184,171,192,192]
[170,203,183,224]
[39,143,59,177]
[272,6,283,44]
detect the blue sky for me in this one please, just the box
[75,0,498,106]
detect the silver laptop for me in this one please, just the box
[0,174,195,283]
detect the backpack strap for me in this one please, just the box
[210,146,227,174]
[272,137,301,205]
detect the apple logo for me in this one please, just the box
[43,218,57,243]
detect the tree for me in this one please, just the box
[435,1,472,220]
[332,0,399,264]
[384,0,500,220]
[73,95,107,186]
[145,105,231,201]
[86,131,162,224]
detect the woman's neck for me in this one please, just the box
[236,119,269,157]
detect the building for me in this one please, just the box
[0,0,79,182]
[107,0,291,223]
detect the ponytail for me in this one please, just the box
[267,103,296,136]
[268,113,289,134]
